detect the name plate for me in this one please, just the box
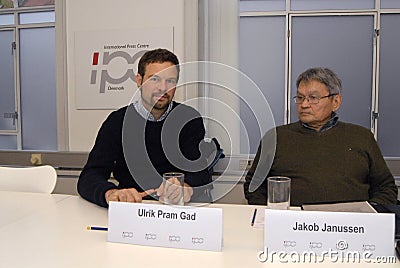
[264,209,394,258]
[108,202,223,251]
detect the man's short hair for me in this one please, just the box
[296,67,342,95]
[137,48,180,79]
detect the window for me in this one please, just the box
[1,0,54,9]
[0,3,56,150]
[0,0,15,9]
[239,0,400,157]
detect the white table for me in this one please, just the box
[0,191,398,268]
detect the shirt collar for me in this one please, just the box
[133,98,173,122]
[301,112,339,132]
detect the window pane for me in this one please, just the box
[19,27,57,150]
[0,30,16,131]
[0,14,14,25]
[290,15,374,129]
[18,0,54,7]
[240,0,285,12]
[291,0,375,11]
[19,11,55,24]
[0,0,14,8]
[377,14,400,157]
[0,135,17,150]
[381,0,400,9]
[239,16,286,153]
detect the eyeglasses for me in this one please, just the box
[293,93,338,104]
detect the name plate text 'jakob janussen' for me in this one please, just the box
[264,209,394,258]
[108,202,223,251]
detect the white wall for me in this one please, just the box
[62,0,239,154]
[65,0,189,151]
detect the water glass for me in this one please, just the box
[267,176,291,210]
[162,172,185,206]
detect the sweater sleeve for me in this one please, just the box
[366,131,398,204]
[77,110,123,208]
[179,115,212,192]
[244,144,267,205]
[166,104,212,202]
[244,129,276,205]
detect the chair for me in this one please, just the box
[206,137,225,173]
[0,165,57,193]
[196,138,225,202]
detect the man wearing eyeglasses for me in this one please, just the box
[244,67,397,206]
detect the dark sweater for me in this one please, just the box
[78,102,211,207]
[244,121,398,206]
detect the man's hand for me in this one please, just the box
[105,188,155,204]
[156,178,193,204]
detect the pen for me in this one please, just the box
[87,226,108,231]
[251,208,257,226]
[149,192,159,199]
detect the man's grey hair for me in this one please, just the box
[296,67,342,95]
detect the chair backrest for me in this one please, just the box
[0,165,57,194]
[206,138,225,173]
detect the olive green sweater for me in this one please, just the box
[244,121,398,206]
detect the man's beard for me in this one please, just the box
[149,93,170,110]
[152,100,169,110]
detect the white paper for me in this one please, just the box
[302,201,377,213]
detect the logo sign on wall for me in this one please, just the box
[74,28,173,109]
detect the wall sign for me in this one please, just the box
[74,27,173,109]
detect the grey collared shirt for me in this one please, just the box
[302,112,339,132]
[133,98,173,122]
